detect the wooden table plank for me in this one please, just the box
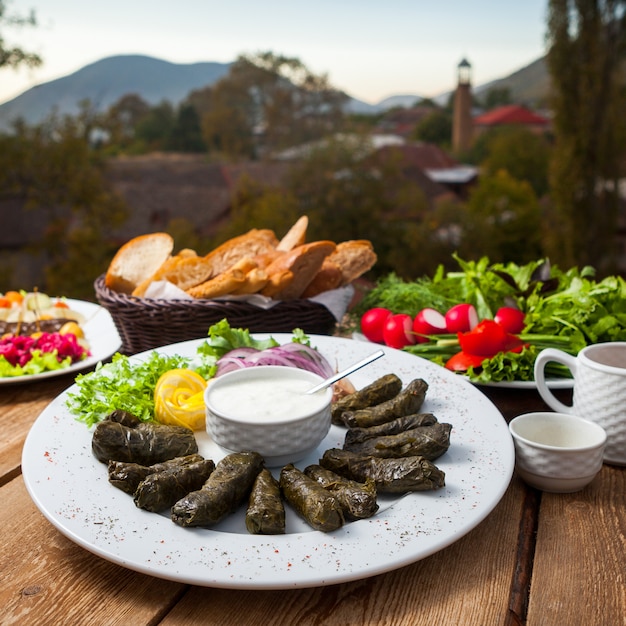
[527,464,626,626]
[157,477,527,626]
[0,476,188,626]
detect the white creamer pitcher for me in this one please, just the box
[534,342,626,465]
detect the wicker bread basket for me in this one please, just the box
[94,275,337,354]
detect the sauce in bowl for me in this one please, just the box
[208,374,329,423]
[205,366,333,466]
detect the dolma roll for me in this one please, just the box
[105,409,143,428]
[320,448,445,493]
[92,414,198,464]
[331,374,403,424]
[171,451,264,528]
[245,468,285,535]
[343,422,452,462]
[344,413,438,446]
[304,464,378,521]
[280,464,345,532]
[108,454,204,495]
[134,459,216,512]
[341,379,429,428]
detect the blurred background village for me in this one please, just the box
[1,1,625,301]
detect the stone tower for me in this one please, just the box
[452,58,473,154]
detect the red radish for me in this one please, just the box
[445,303,479,333]
[360,307,392,343]
[494,307,526,334]
[412,308,447,343]
[383,313,416,349]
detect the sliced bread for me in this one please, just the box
[105,233,174,294]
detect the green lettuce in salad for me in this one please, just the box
[355,254,626,383]
[66,320,314,427]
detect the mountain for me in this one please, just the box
[376,94,424,109]
[0,53,549,131]
[0,55,231,130]
[0,53,383,128]
[475,57,550,104]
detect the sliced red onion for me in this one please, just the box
[214,342,335,379]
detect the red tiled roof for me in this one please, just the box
[473,104,549,126]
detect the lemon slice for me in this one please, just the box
[154,369,208,430]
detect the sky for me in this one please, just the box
[1,0,549,106]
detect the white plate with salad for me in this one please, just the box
[0,298,122,384]
[22,331,514,589]
[351,256,626,391]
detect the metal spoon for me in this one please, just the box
[305,349,385,394]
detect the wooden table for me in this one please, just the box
[2,372,624,626]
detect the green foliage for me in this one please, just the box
[461,170,544,264]
[0,115,129,299]
[165,217,209,253]
[134,101,176,151]
[412,109,452,147]
[198,80,256,158]
[0,0,42,69]
[479,86,512,109]
[480,126,551,197]
[546,0,626,274]
[215,176,300,244]
[213,134,457,279]
[101,95,206,154]
[193,51,349,159]
[101,93,151,152]
[169,104,206,152]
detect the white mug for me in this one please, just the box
[534,342,626,465]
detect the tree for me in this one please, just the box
[0,1,41,70]
[0,116,128,298]
[461,170,544,263]
[480,126,551,197]
[217,135,440,279]
[194,51,348,159]
[480,86,512,109]
[169,103,206,152]
[134,101,176,151]
[197,81,255,158]
[412,109,452,147]
[221,176,300,243]
[103,94,151,151]
[546,0,626,273]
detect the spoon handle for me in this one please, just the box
[306,349,385,394]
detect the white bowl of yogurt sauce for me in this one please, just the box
[205,366,333,467]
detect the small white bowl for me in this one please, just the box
[205,366,333,467]
[509,412,607,493]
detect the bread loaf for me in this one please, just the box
[264,240,336,300]
[328,240,377,286]
[132,250,215,297]
[277,216,308,251]
[104,221,378,301]
[105,233,174,294]
[300,258,344,298]
[200,229,279,278]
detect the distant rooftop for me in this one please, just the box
[474,104,550,126]
[425,166,478,185]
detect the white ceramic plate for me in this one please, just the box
[1,299,121,385]
[352,332,574,390]
[474,378,573,390]
[22,335,514,590]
